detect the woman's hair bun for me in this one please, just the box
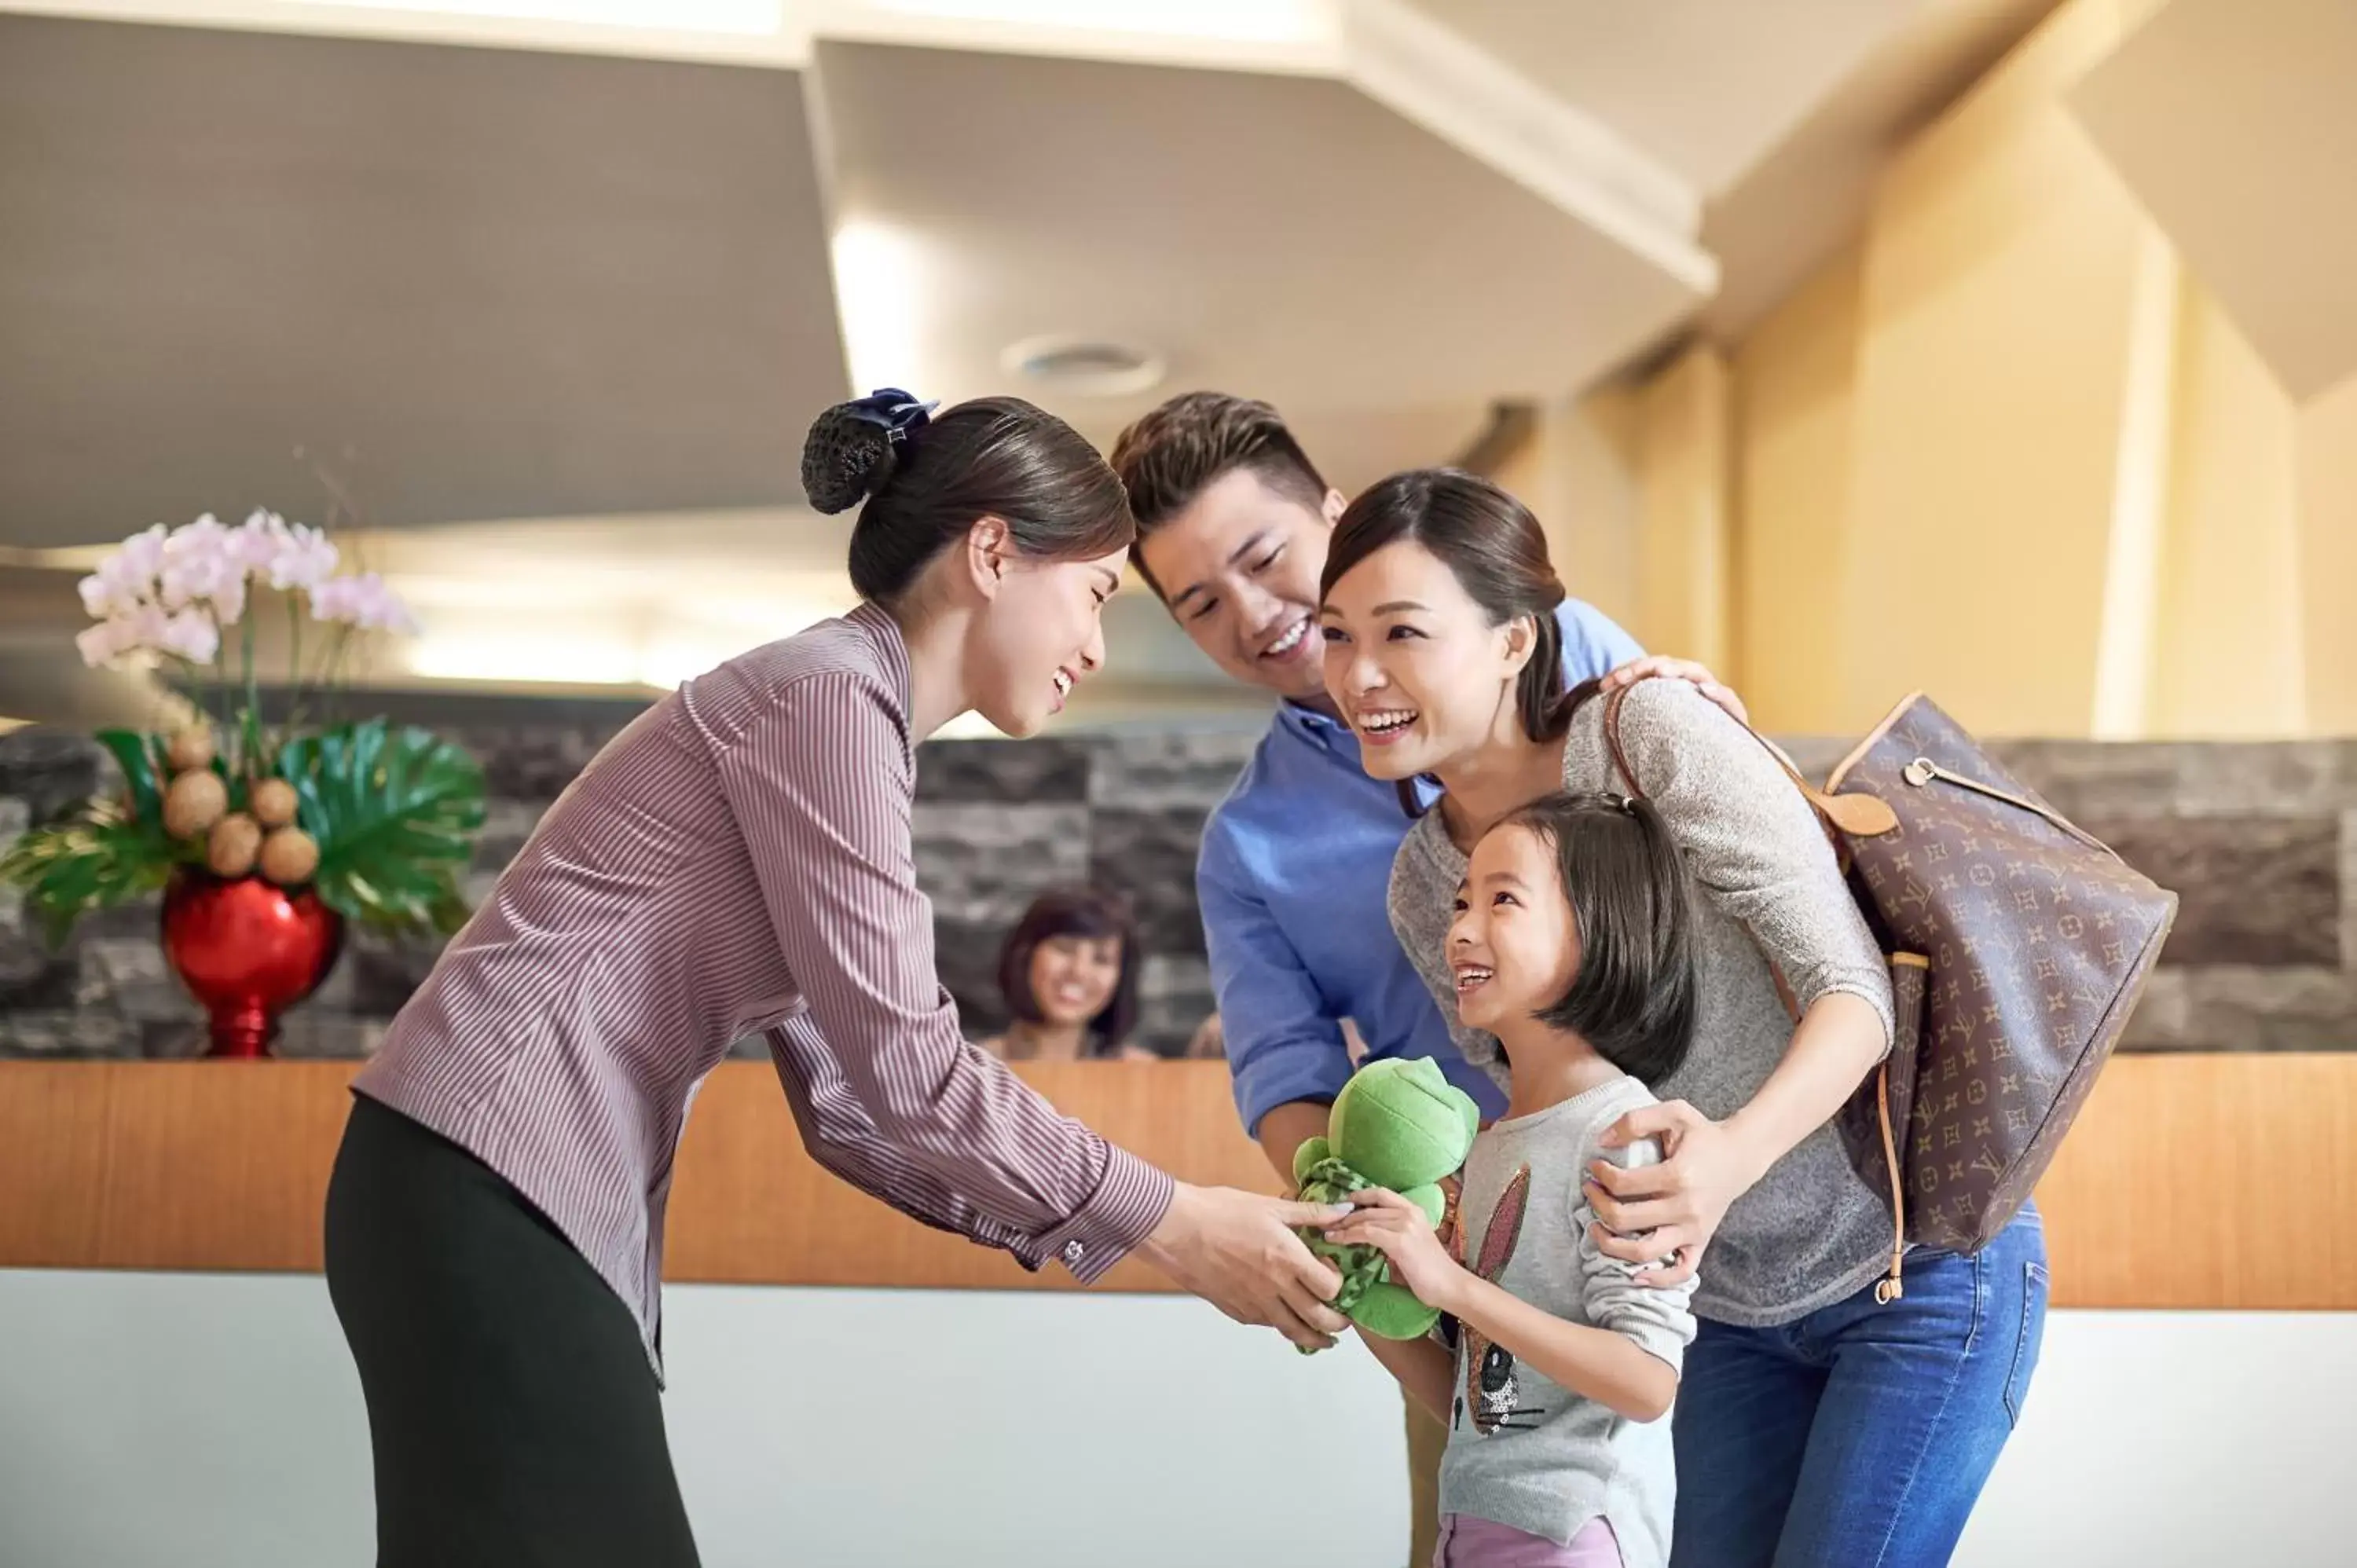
[801,387,937,515]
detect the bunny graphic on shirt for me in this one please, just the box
[1455,1163,1539,1435]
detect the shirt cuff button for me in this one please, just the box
[1061,1240,1085,1267]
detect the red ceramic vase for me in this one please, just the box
[159,870,345,1059]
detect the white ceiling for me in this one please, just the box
[1403,0,1940,194]
[0,2,1728,554]
[810,38,1703,487]
[2071,0,2357,401]
[0,13,849,548]
[1698,0,2064,336]
[0,0,2064,716]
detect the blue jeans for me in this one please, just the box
[1670,1209,2047,1568]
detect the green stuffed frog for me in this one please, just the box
[1292,1055,1482,1347]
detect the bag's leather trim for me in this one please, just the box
[1875,952,1932,1303]
[1824,689,1925,795]
[1900,756,2117,859]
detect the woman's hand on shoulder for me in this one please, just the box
[1584,1100,1766,1288]
[1598,656,1748,728]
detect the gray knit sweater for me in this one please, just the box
[1387,678,1898,1327]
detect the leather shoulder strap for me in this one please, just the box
[1601,676,1896,839]
[1602,681,1643,796]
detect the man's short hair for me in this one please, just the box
[1107,392,1329,595]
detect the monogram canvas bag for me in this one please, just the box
[1604,687,2177,1301]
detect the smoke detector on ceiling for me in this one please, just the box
[1001,335,1167,397]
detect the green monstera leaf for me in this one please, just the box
[275,719,486,939]
[93,728,171,823]
[0,729,200,946]
[0,798,181,947]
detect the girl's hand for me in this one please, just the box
[1323,1188,1469,1312]
[1586,1101,1761,1288]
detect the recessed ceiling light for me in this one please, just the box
[1001,335,1167,397]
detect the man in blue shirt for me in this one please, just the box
[1109,392,1742,1565]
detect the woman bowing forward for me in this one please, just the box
[324,391,1351,1567]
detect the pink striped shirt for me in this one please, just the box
[356,601,1175,1367]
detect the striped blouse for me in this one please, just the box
[355,601,1175,1368]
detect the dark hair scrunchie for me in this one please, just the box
[801,387,940,515]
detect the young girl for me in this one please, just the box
[1331,790,1702,1568]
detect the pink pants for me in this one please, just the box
[1433,1513,1623,1567]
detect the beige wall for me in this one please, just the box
[1490,387,1646,634]
[1819,0,2163,737]
[2297,373,2357,735]
[1635,347,1736,677]
[1521,0,2350,740]
[1731,245,1860,735]
[1493,353,1736,676]
[2150,286,2306,736]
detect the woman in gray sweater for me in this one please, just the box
[1314,470,2047,1568]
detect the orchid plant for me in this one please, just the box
[2,511,486,943]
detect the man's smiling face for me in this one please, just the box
[1134,466,1344,705]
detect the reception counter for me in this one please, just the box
[2,1053,2351,1309]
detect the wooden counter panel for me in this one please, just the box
[2034,1052,2355,1309]
[2,1054,2348,1308]
[0,1060,353,1273]
[659,1060,1271,1292]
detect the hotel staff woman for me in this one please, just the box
[323,391,1351,1567]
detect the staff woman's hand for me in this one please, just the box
[1584,1101,1761,1288]
[1598,656,1749,728]
[1139,1183,1354,1351]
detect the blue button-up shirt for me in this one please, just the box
[1199,600,1645,1134]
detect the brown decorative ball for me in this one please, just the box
[251,778,299,830]
[257,826,321,888]
[166,725,216,773]
[163,769,229,840]
[207,813,263,878]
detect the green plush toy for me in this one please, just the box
[1292,1055,1482,1349]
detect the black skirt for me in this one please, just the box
[324,1093,702,1567]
